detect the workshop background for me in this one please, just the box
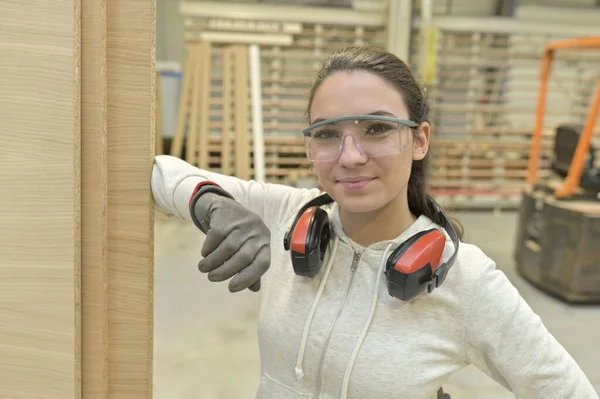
[152,1,600,398]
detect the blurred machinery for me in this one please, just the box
[514,37,600,304]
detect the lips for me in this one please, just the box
[339,176,373,183]
[337,177,375,190]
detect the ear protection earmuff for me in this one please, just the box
[282,194,333,277]
[283,193,459,301]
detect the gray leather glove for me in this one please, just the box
[190,191,271,292]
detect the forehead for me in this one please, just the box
[310,71,408,120]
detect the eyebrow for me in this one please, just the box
[310,110,398,125]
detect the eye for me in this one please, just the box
[366,123,394,135]
[312,129,340,140]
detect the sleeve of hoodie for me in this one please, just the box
[151,154,322,232]
[465,260,598,399]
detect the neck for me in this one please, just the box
[339,193,416,248]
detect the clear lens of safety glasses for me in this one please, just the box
[302,115,418,163]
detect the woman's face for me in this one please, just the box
[308,71,430,214]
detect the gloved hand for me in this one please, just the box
[191,191,271,292]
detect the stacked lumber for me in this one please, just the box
[171,43,254,179]
[176,5,599,207]
[408,27,600,205]
[175,8,386,181]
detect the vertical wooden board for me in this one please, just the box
[156,72,164,156]
[234,45,251,179]
[222,47,233,175]
[0,0,81,398]
[81,0,109,397]
[187,43,204,166]
[106,0,155,397]
[198,42,212,169]
[171,48,197,158]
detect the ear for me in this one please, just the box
[412,122,430,161]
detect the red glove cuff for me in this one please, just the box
[188,181,223,209]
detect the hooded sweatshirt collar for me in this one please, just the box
[326,201,441,252]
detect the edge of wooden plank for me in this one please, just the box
[106,0,155,395]
[81,0,109,396]
[149,0,157,392]
[74,0,83,397]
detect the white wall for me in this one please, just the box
[414,0,499,16]
[515,3,600,23]
[519,0,598,7]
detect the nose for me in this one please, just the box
[337,135,367,166]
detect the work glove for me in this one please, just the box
[190,187,271,293]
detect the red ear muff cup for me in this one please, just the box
[385,229,446,301]
[290,207,330,277]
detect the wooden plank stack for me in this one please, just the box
[409,27,600,206]
[171,43,253,179]
[176,14,386,183]
[177,8,599,208]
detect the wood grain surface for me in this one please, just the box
[0,0,82,398]
[81,0,109,397]
[1,1,155,397]
[106,0,155,397]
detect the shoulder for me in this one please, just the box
[445,240,495,281]
[438,241,499,304]
[453,242,495,280]
[444,241,523,320]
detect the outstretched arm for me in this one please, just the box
[151,154,321,231]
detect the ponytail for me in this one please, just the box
[407,152,464,240]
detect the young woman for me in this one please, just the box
[151,46,597,399]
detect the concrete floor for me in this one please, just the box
[153,210,600,399]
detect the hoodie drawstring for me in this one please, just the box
[294,236,340,380]
[340,243,395,399]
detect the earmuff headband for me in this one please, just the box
[425,196,459,293]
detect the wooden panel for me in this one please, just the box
[234,45,251,179]
[81,0,109,397]
[197,41,212,169]
[0,0,81,398]
[186,43,203,165]
[106,0,155,397]
[171,46,197,158]
[222,47,234,175]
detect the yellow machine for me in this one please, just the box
[514,37,600,304]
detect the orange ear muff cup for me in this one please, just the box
[384,229,446,301]
[289,207,330,277]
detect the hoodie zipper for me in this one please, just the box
[313,250,361,398]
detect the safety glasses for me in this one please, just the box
[302,115,418,163]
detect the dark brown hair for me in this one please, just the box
[305,46,464,239]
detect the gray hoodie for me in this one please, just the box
[152,155,597,399]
